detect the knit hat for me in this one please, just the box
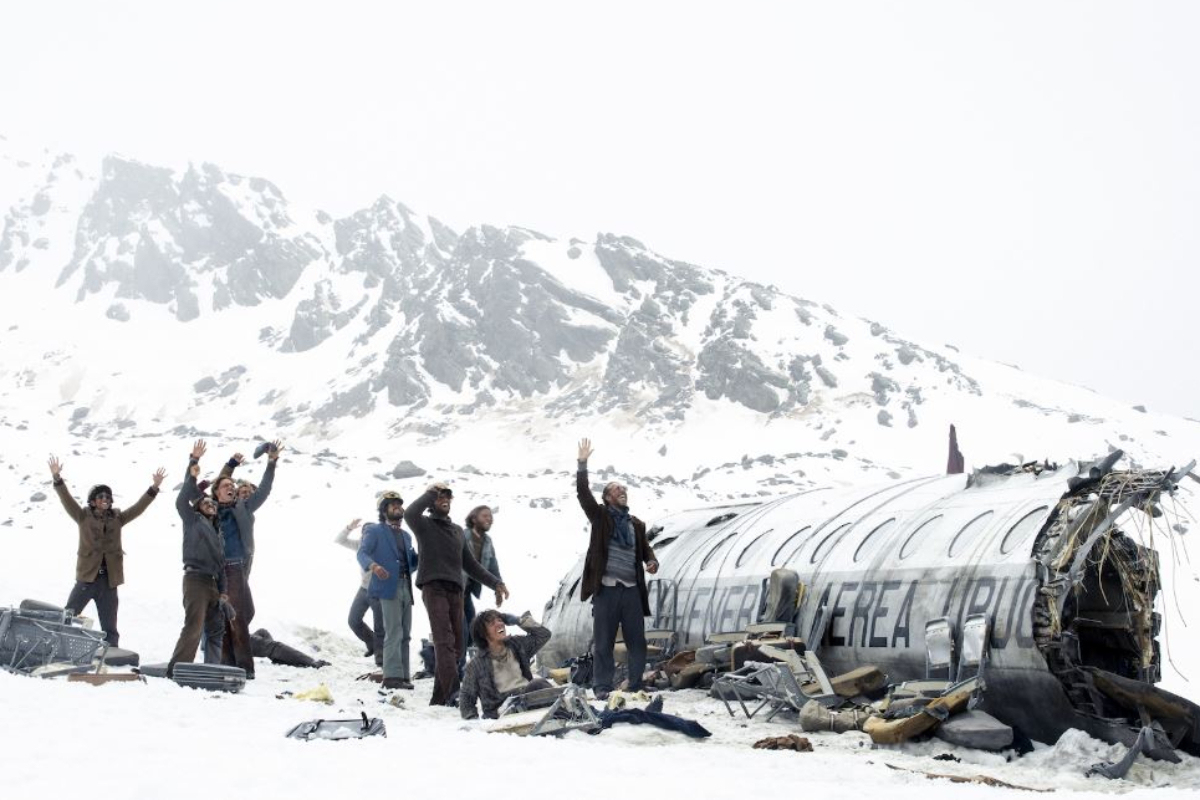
[87,484,113,505]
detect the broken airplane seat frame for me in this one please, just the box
[484,684,600,736]
[0,604,108,676]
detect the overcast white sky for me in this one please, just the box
[3,1,1197,417]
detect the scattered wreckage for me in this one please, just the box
[2,598,326,692]
[542,448,1199,772]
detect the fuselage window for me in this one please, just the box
[853,518,897,563]
[706,512,739,527]
[736,529,775,567]
[898,515,944,560]
[809,522,853,564]
[701,531,742,571]
[947,511,995,557]
[771,527,812,567]
[1000,507,1049,555]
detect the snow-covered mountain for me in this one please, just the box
[3,135,1197,496]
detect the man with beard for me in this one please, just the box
[208,441,281,679]
[357,491,419,689]
[167,440,232,678]
[458,505,502,677]
[48,455,166,647]
[575,438,659,700]
[405,482,509,706]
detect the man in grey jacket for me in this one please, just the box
[167,440,230,678]
[405,482,509,706]
[458,505,501,677]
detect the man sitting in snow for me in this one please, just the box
[459,609,552,719]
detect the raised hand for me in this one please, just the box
[268,440,284,461]
[48,455,63,479]
[345,518,363,532]
[191,440,207,460]
[152,468,167,488]
[231,452,245,465]
[577,438,594,461]
[495,583,510,607]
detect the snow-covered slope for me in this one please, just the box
[1,137,1198,796]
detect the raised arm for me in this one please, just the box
[244,451,278,513]
[48,456,84,522]
[120,467,165,526]
[177,441,206,519]
[335,518,364,550]
[403,488,436,531]
[511,613,552,661]
[575,439,602,520]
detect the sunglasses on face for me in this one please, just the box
[94,494,112,501]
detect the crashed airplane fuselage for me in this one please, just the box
[542,452,1200,755]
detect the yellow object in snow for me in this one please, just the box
[292,684,335,704]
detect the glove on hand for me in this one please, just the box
[500,612,520,626]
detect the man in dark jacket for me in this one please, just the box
[357,491,419,689]
[576,439,658,699]
[167,440,230,678]
[458,505,502,677]
[405,482,509,706]
[47,455,165,647]
[459,610,552,719]
[209,441,280,679]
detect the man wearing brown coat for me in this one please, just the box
[48,455,166,647]
[575,439,658,699]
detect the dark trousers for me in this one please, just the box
[168,573,221,677]
[592,584,648,693]
[65,575,119,647]
[458,591,476,677]
[421,580,464,706]
[220,562,256,677]
[348,586,384,661]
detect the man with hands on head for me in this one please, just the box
[405,480,509,706]
[459,609,552,720]
[357,491,419,689]
[209,440,282,679]
[47,454,165,647]
[167,440,234,678]
[575,438,659,700]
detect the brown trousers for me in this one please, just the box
[168,573,221,677]
[421,580,464,706]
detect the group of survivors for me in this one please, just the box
[46,437,659,718]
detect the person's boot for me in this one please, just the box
[382,677,403,689]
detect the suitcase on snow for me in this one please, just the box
[172,662,247,693]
